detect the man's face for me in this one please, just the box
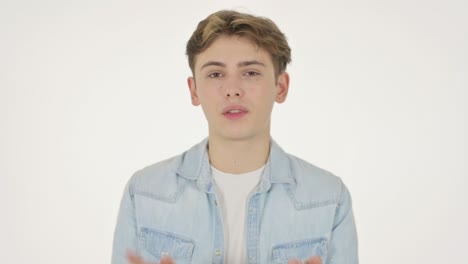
[187,35,289,142]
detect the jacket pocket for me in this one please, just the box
[139,227,194,263]
[272,238,327,263]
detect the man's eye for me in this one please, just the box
[245,71,260,76]
[209,72,223,78]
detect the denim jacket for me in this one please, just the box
[111,139,358,264]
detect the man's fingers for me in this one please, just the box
[126,251,145,264]
[127,250,175,264]
[306,256,322,264]
[288,256,322,264]
[160,255,175,264]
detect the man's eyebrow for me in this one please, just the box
[200,60,266,70]
[201,61,226,70]
[238,60,265,67]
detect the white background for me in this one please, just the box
[1,0,467,263]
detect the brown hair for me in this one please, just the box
[186,10,291,77]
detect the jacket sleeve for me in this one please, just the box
[327,181,359,263]
[111,178,139,264]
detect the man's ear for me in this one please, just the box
[275,72,290,103]
[187,76,200,106]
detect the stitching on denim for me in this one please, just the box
[272,237,327,262]
[140,228,195,243]
[246,194,261,263]
[272,237,327,250]
[295,199,339,210]
[285,185,339,210]
[134,180,186,203]
[139,227,195,258]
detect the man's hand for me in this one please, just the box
[126,251,175,264]
[288,256,322,264]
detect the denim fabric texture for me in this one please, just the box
[112,139,358,264]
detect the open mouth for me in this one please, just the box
[225,109,243,114]
[223,106,248,120]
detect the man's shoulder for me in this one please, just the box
[288,154,342,187]
[286,154,347,208]
[127,154,184,201]
[133,155,180,181]
[127,139,208,200]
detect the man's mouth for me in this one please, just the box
[223,106,248,120]
[225,109,243,114]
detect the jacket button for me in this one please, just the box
[215,250,222,256]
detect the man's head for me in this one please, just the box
[186,10,291,143]
[186,10,291,79]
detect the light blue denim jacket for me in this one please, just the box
[112,139,358,264]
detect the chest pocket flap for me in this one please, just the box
[140,227,194,262]
[272,238,327,263]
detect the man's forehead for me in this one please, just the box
[196,36,269,57]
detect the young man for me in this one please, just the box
[112,10,358,264]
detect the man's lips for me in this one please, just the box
[223,105,248,114]
[222,105,248,120]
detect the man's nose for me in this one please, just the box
[224,77,244,98]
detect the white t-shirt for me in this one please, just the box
[212,165,265,263]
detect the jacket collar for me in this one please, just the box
[176,138,296,192]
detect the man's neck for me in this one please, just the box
[208,135,270,174]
